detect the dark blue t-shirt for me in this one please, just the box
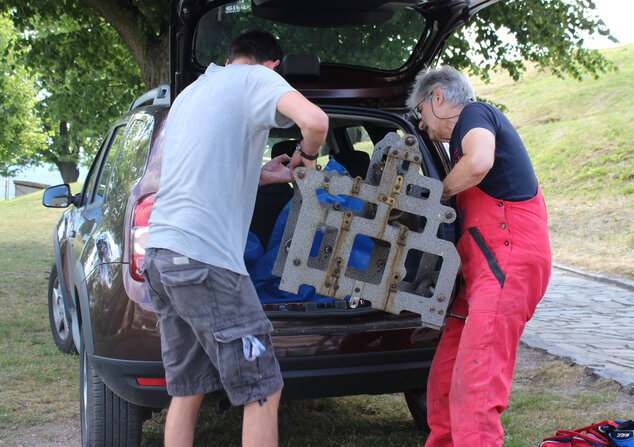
[449,102,538,201]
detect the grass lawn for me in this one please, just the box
[0,188,79,433]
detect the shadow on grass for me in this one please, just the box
[142,395,427,447]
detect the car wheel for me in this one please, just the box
[404,388,430,432]
[80,342,144,447]
[48,264,76,354]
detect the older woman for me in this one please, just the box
[408,66,551,446]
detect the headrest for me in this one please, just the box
[280,54,320,78]
[334,150,371,179]
[271,140,299,158]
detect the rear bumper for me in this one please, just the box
[90,347,433,409]
[279,347,433,399]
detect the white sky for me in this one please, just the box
[584,0,633,48]
[2,0,631,198]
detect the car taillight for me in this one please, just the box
[136,377,166,387]
[130,193,154,282]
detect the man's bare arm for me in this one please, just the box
[276,91,328,175]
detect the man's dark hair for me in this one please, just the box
[228,31,283,64]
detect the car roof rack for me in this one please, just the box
[128,83,171,112]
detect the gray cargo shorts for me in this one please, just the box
[143,247,283,406]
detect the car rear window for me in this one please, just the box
[194,0,427,71]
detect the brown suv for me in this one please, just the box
[43,1,496,445]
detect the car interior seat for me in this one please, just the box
[333,150,371,179]
[270,139,298,159]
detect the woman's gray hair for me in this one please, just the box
[407,65,476,109]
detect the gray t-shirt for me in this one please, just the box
[146,63,296,274]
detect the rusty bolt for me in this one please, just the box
[333,202,341,210]
[293,258,301,266]
[377,260,385,267]
[430,308,436,313]
[296,170,305,179]
[438,310,443,315]
[405,135,416,146]
[336,259,342,265]
[438,295,445,302]
[445,211,453,220]
[391,283,397,289]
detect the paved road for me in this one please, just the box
[521,266,634,388]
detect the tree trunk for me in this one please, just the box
[50,120,80,184]
[56,161,80,184]
[79,0,170,89]
[139,37,170,88]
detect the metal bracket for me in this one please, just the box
[273,132,461,330]
[351,176,362,195]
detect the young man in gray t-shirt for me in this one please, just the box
[144,31,328,447]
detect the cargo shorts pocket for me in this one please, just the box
[213,318,276,388]
[159,263,214,318]
[142,261,169,312]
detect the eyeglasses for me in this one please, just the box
[410,95,431,122]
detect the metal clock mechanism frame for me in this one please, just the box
[273,132,461,330]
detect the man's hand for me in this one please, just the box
[259,154,292,186]
[288,151,317,181]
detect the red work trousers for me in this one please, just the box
[424,186,551,447]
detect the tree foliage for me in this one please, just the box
[1,2,144,182]
[26,15,144,182]
[0,14,47,177]
[445,0,617,82]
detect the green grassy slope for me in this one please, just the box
[0,187,80,431]
[471,45,633,279]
